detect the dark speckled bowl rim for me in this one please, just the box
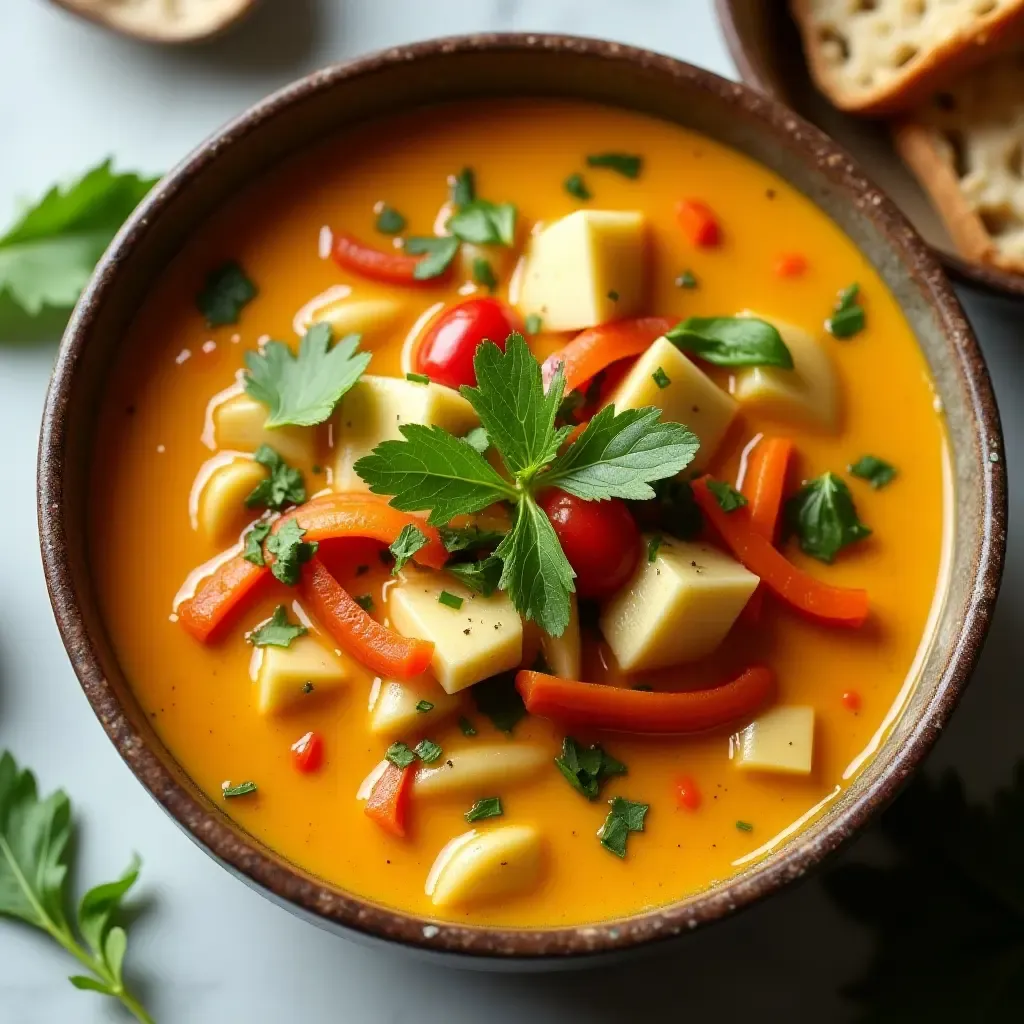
[38,34,1006,961]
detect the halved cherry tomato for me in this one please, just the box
[416,297,523,390]
[332,232,441,287]
[538,489,640,599]
[291,731,324,773]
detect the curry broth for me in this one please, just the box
[90,100,947,927]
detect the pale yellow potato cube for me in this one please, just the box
[606,336,736,471]
[255,635,349,716]
[333,376,479,492]
[600,537,759,672]
[388,570,522,694]
[540,593,581,679]
[414,744,548,798]
[732,312,839,430]
[426,825,544,908]
[301,296,404,345]
[517,210,646,331]
[213,392,315,465]
[733,706,815,775]
[196,457,267,543]
[368,673,463,738]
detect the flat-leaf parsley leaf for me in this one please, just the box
[389,523,429,573]
[245,445,306,511]
[666,316,793,368]
[197,261,257,327]
[249,605,307,648]
[265,519,318,584]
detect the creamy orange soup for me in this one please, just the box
[91,99,948,928]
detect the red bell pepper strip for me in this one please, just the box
[300,558,434,680]
[176,555,265,642]
[515,666,774,734]
[364,761,415,837]
[332,232,445,286]
[691,477,869,628]
[677,199,722,247]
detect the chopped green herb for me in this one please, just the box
[850,455,897,489]
[472,256,497,292]
[647,535,663,562]
[353,594,374,612]
[249,605,307,648]
[524,313,542,335]
[458,716,477,737]
[414,739,443,763]
[564,173,591,200]
[598,796,649,857]
[312,464,322,474]
[652,367,671,389]
[607,289,620,302]
[389,523,429,573]
[447,200,517,247]
[245,445,306,511]
[438,524,505,553]
[450,168,475,208]
[736,820,754,832]
[675,270,698,289]
[465,797,503,823]
[447,555,503,597]
[406,371,430,385]
[265,519,318,585]
[301,681,314,694]
[648,478,704,540]
[585,152,643,179]
[555,737,628,800]
[244,322,370,427]
[415,699,434,713]
[666,316,793,369]
[197,260,257,327]
[438,590,464,610]
[472,673,527,733]
[223,781,257,798]
[375,204,406,234]
[385,742,417,769]
[405,235,460,280]
[707,478,748,512]
[462,426,490,454]
[827,283,865,339]
[786,471,871,563]
[242,521,272,566]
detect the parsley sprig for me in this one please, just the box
[355,333,699,635]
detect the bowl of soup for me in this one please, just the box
[38,34,1005,961]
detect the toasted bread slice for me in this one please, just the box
[893,51,1024,272]
[791,0,1024,115]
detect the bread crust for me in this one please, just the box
[791,0,1024,116]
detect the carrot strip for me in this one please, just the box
[691,477,868,628]
[364,761,415,837]
[300,558,434,679]
[774,253,808,278]
[541,318,673,395]
[677,199,721,248]
[332,232,441,286]
[515,667,774,734]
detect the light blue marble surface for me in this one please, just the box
[1,1,1021,1021]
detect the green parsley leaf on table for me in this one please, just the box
[666,316,793,369]
[598,796,649,858]
[249,604,307,648]
[0,159,158,324]
[405,235,460,280]
[707,478,749,512]
[447,200,517,247]
[472,673,527,734]
[555,737,628,800]
[827,283,865,339]
[787,471,871,564]
[242,521,272,566]
[375,204,406,235]
[244,322,370,427]
[244,445,306,511]
[585,152,643,179]
[465,797,503,823]
[389,523,429,573]
[265,519,318,585]
[196,260,257,327]
[446,555,503,597]
[849,454,897,489]
[0,751,154,1023]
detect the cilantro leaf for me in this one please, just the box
[850,454,897,489]
[244,446,305,511]
[196,261,257,327]
[554,737,627,800]
[389,524,429,573]
[827,283,865,339]
[375,205,406,235]
[265,519,318,585]
[438,524,507,553]
[598,796,649,858]
[462,332,569,478]
[472,673,527,733]
[405,236,460,280]
[0,751,152,1019]
[447,555,503,597]
[472,257,497,292]
[706,478,748,512]
[465,797,503,822]
[0,159,158,320]
[564,173,591,200]
[542,405,700,501]
[585,152,643,178]
[495,493,575,637]
[249,605,307,648]
[666,316,793,368]
[354,423,516,525]
[447,200,517,247]
[242,521,272,566]
[786,471,871,563]
[243,323,370,427]
[450,168,475,207]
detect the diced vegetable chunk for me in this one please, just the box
[300,296,403,344]
[605,336,736,470]
[213,392,315,465]
[732,312,839,429]
[368,673,463,738]
[414,744,548,797]
[333,376,479,492]
[600,536,759,672]
[255,634,349,715]
[197,457,267,543]
[426,825,544,908]
[733,705,815,775]
[540,593,581,680]
[388,570,522,693]
[518,210,647,331]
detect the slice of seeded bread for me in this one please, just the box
[892,50,1024,272]
[790,0,1024,115]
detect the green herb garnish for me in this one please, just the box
[242,521,272,566]
[786,471,871,564]
[555,737,627,800]
[675,270,698,289]
[244,322,370,427]
[447,556,503,597]
[458,716,477,737]
[472,257,497,292]
[447,200,517,248]
[223,781,257,798]
[585,152,643,179]
[647,535,663,562]
[375,205,406,234]
[524,313,542,335]
[450,168,475,207]
[465,797,503,823]
[385,742,417,769]
[707,478,749,512]
[850,455,897,489]
[827,283,865,339]
[652,367,671,389]
[472,674,527,733]
[736,820,754,832]
[608,290,619,302]
[244,445,305,511]
[414,739,443,763]
[406,371,430,385]
[265,519,318,585]
[666,316,793,368]
[415,699,434,713]
[301,681,314,694]
[354,594,374,612]
[389,523,429,574]
[249,605,307,648]
[648,478,704,540]
[197,260,257,327]
[439,524,505,553]
[405,235,460,280]
[598,797,649,857]
[438,591,463,610]
[564,173,591,200]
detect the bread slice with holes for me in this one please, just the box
[892,50,1024,272]
[791,0,1024,115]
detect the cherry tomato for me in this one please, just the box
[675,775,702,811]
[291,731,324,773]
[416,297,523,390]
[538,489,640,600]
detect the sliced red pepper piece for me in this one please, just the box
[677,199,721,248]
[332,232,444,286]
[365,761,415,837]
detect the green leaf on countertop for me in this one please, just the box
[248,605,307,648]
[585,152,643,179]
[244,446,306,511]
[196,260,257,327]
[666,316,793,369]
[472,673,527,734]
[243,322,370,427]
[389,523,429,574]
[786,471,871,564]
[265,519,318,585]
